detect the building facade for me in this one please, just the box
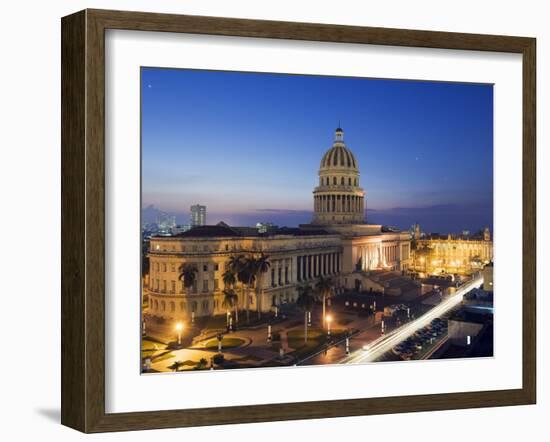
[190,204,206,227]
[412,228,493,276]
[146,128,411,321]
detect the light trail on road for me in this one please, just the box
[339,274,483,364]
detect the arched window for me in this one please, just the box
[170,301,175,312]
[341,177,344,185]
[333,177,337,185]
[180,301,186,312]
[349,178,352,185]
[160,301,166,311]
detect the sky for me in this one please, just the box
[141,67,493,233]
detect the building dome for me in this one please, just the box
[320,144,358,170]
[319,127,358,171]
[312,128,366,225]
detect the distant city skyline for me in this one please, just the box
[141,68,493,233]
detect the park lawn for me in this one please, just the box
[142,338,167,351]
[204,337,245,349]
[287,328,346,358]
[152,352,175,363]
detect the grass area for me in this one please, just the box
[152,352,175,363]
[142,338,167,351]
[141,338,168,360]
[287,327,346,359]
[204,337,245,349]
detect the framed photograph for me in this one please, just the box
[61,9,536,433]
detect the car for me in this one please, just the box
[392,346,403,355]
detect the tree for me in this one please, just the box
[222,288,238,327]
[195,358,208,370]
[315,276,335,329]
[296,284,315,343]
[253,253,271,319]
[228,254,248,321]
[222,269,238,323]
[168,360,184,372]
[178,262,198,296]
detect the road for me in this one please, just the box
[339,274,483,365]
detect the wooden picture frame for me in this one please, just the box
[61,8,536,433]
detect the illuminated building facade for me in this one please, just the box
[412,227,493,276]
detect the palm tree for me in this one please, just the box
[168,360,184,372]
[222,288,238,327]
[227,255,247,321]
[296,284,315,343]
[253,253,271,319]
[178,263,198,295]
[178,263,198,322]
[239,256,257,323]
[222,269,238,323]
[315,276,334,329]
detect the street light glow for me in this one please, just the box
[175,322,184,332]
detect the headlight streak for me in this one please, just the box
[340,274,484,364]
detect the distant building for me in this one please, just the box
[411,225,493,276]
[156,212,176,232]
[171,224,191,235]
[190,204,206,227]
[256,222,277,234]
[413,223,421,240]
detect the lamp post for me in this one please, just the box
[217,334,223,353]
[381,319,385,335]
[175,321,184,346]
[267,324,272,342]
[326,314,333,337]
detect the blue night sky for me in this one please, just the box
[141,67,493,234]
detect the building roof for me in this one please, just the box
[172,224,242,238]
[163,223,333,239]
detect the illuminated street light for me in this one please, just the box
[326,314,333,336]
[175,321,184,345]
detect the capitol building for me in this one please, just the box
[146,128,412,320]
